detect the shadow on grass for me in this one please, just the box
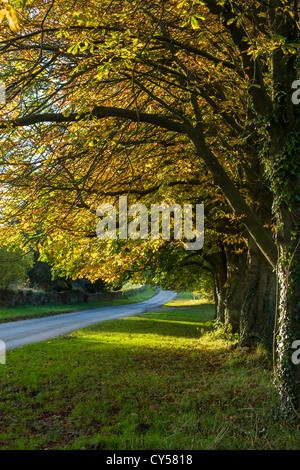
[76,304,216,340]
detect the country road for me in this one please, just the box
[0,289,177,351]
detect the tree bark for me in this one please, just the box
[210,249,227,322]
[274,209,300,415]
[239,240,277,350]
[223,248,247,334]
[209,243,276,346]
[268,116,300,415]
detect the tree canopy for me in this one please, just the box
[0,0,299,414]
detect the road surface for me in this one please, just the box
[0,289,177,351]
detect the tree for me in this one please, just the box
[0,245,32,289]
[0,0,299,414]
[27,251,108,292]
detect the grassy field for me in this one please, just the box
[0,285,157,323]
[0,292,298,450]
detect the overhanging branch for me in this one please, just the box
[0,106,187,135]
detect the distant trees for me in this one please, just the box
[0,245,32,290]
[27,251,107,293]
[0,245,107,293]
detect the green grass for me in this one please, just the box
[0,292,298,450]
[0,286,158,323]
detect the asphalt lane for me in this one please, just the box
[0,289,177,351]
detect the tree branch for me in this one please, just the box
[188,129,278,267]
[0,107,187,135]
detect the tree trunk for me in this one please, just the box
[269,128,300,415]
[210,249,227,323]
[239,240,277,350]
[209,243,276,347]
[275,240,300,415]
[223,248,247,334]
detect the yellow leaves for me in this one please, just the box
[190,16,200,29]
[223,233,245,247]
[0,1,21,32]
[190,14,205,29]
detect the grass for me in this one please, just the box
[0,286,157,323]
[0,292,298,450]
